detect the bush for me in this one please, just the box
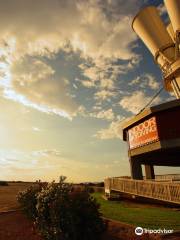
[17,182,46,219]
[63,190,105,240]
[0,181,8,186]
[18,177,106,240]
[36,176,105,240]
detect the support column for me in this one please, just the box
[129,158,143,180]
[144,165,155,179]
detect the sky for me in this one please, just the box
[0,0,179,182]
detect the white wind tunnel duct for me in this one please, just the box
[167,23,175,42]
[132,6,175,70]
[164,0,180,33]
[132,4,180,98]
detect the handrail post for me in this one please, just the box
[167,184,172,202]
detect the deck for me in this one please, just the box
[104,177,180,205]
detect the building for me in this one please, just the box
[122,99,180,180]
[104,100,180,205]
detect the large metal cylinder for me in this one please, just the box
[164,0,180,33]
[132,6,175,68]
[167,23,175,42]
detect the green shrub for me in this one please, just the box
[17,182,46,219]
[35,176,105,240]
[63,190,105,240]
[17,177,105,240]
[0,181,8,186]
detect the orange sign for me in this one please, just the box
[128,117,159,149]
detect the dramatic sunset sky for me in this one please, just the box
[0,0,178,182]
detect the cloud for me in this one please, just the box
[79,56,142,110]
[98,0,144,17]
[157,3,167,16]
[98,16,137,59]
[0,0,143,118]
[0,52,78,118]
[129,76,140,86]
[90,108,115,121]
[94,90,116,101]
[100,78,115,89]
[80,56,141,90]
[0,0,140,60]
[0,0,81,57]
[119,90,161,114]
[129,74,160,90]
[32,149,62,158]
[119,91,149,114]
[32,127,41,132]
[81,80,96,88]
[95,118,125,139]
[10,57,78,117]
[147,75,160,90]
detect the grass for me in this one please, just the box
[93,192,180,230]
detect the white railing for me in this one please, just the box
[105,177,180,204]
[155,174,180,181]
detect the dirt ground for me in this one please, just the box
[102,218,180,240]
[0,183,32,212]
[0,211,42,240]
[0,211,179,240]
[0,211,147,240]
[102,218,151,240]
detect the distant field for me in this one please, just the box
[0,182,32,212]
[93,193,180,231]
